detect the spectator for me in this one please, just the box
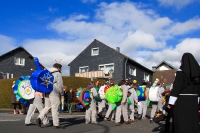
[66,88,74,113]
[60,86,67,112]
[11,87,23,115]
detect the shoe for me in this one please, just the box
[41,123,52,128]
[142,117,147,120]
[111,118,115,121]
[150,118,153,123]
[129,119,137,123]
[104,117,108,121]
[91,121,99,124]
[19,110,23,115]
[116,122,121,126]
[54,125,65,129]
[97,114,104,118]
[137,114,142,120]
[36,118,42,127]
[124,121,130,124]
[25,123,35,126]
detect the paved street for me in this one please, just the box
[0,108,170,133]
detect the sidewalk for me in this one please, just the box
[0,108,86,115]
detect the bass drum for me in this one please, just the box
[149,86,160,102]
[99,85,106,99]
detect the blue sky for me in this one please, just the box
[1,0,200,76]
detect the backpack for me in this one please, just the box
[137,86,147,101]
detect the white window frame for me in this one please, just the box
[15,57,25,66]
[11,74,13,78]
[98,63,114,73]
[129,66,136,76]
[91,47,99,56]
[144,73,149,81]
[79,66,89,73]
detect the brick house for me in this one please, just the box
[152,60,177,88]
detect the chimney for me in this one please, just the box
[116,47,120,52]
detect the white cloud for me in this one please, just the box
[169,17,200,35]
[0,35,16,54]
[138,38,200,70]
[18,2,200,75]
[22,38,92,76]
[1,1,200,77]
[120,30,166,54]
[157,0,197,9]
[69,14,89,21]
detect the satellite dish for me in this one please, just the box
[104,69,109,74]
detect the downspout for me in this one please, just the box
[124,58,128,79]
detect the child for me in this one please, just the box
[60,86,67,113]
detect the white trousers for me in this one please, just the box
[85,107,97,123]
[38,95,60,126]
[25,96,49,125]
[137,100,147,117]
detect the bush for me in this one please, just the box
[0,76,106,109]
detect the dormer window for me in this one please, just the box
[14,57,25,66]
[91,47,99,56]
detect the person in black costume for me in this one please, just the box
[168,53,200,133]
[161,88,174,133]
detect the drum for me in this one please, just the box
[12,76,34,107]
[13,76,35,100]
[105,85,123,104]
[149,86,160,102]
[76,88,91,107]
[99,85,110,99]
[30,57,54,93]
[137,86,147,101]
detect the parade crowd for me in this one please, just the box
[11,53,200,133]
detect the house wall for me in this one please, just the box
[157,64,172,71]
[153,70,176,87]
[69,40,125,83]
[126,61,153,88]
[0,49,37,78]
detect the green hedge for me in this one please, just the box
[0,76,106,109]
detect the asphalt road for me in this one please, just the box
[0,109,170,133]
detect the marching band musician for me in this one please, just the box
[149,81,165,123]
[85,81,99,124]
[115,80,130,126]
[36,63,64,129]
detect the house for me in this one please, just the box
[152,60,177,87]
[0,46,44,79]
[68,39,153,86]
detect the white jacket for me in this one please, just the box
[48,67,63,97]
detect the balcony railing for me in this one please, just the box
[75,70,113,79]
